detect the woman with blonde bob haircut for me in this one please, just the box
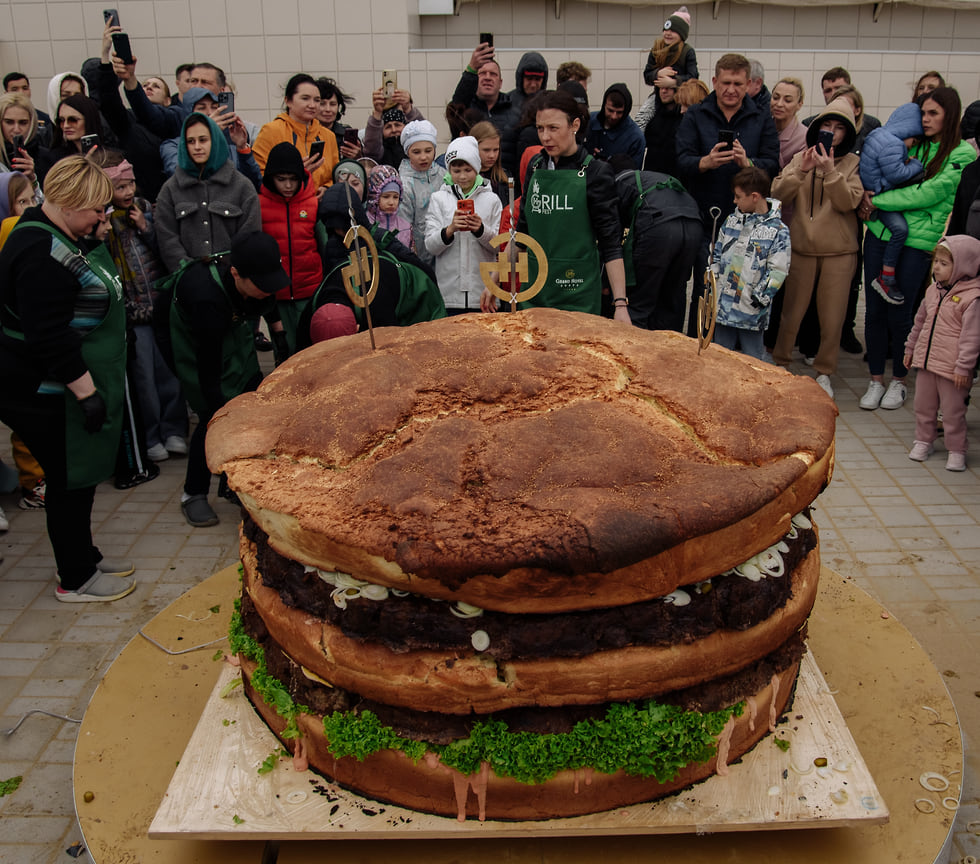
[0,154,136,603]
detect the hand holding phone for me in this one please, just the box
[81,134,100,151]
[480,32,494,48]
[216,91,235,116]
[309,140,325,161]
[816,129,835,154]
[103,8,120,27]
[12,134,25,153]
[111,31,134,65]
[382,70,397,103]
[717,130,735,151]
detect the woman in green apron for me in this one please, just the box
[0,155,135,602]
[512,88,631,322]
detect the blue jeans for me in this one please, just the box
[877,209,909,272]
[863,230,931,378]
[714,323,766,360]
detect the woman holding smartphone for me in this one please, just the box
[0,93,43,199]
[771,97,863,399]
[857,86,976,411]
[493,88,630,320]
[252,73,338,192]
[36,95,104,185]
[315,77,361,159]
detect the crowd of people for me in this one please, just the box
[1,9,979,602]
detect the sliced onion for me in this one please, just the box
[919,771,949,792]
[941,796,959,811]
[830,789,848,805]
[914,798,936,814]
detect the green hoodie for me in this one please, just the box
[177,112,230,180]
[868,138,976,252]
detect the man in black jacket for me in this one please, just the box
[675,53,779,335]
[451,42,522,176]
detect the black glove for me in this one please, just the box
[271,330,291,367]
[78,391,107,433]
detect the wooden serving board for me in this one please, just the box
[148,650,888,840]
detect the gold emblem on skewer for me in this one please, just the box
[341,225,379,309]
[479,232,549,311]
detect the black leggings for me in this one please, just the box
[0,391,99,590]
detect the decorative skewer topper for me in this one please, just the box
[479,178,549,312]
[697,205,722,355]
[340,180,380,349]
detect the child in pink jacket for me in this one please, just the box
[904,235,980,472]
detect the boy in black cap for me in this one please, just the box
[170,231,288,527]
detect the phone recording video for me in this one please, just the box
[816,129,835,153]
[111,32,133,65]
[216,91,235,116]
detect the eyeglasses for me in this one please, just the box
[58,116,81,125]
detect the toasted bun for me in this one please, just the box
[209,310,836,613]
[242,535,819,715]
[241,655,800,821]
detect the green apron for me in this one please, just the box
[5,222,126,489]
[169,262,259,418]
[522,155,602,315]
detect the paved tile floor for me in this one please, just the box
[0,335,978,864]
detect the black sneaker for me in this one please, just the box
[114,462,160,489]
[871,274,904,305]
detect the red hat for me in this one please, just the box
[310,303,358,343]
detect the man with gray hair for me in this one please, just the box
[747,59,770,113]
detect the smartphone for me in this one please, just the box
[81,133,100,150]
[111,31,133,65]
[343,127,360,148]
[382,70,397,101]
[309,139,325,160]
[480,32,494,48]
[216,91,235,115]
[103,8,120,27]
[12,134,25,153]
[456,198,475,215]
[717,130,735,151]
[816,129,835,153]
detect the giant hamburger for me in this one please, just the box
[208,308,836,821]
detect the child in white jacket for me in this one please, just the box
[424,136,502,313]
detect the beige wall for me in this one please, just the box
[2,0,978,145]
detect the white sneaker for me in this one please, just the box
[908,441,934,462]
[859,380,886,410]
[946,452,967,472]
[0,505,8,532]
[880,380,907,410]
[165,435,188,456]
[803,356,816,367]
[147,443,169,462]
[815,374,834,399]
[55,570,136,603]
